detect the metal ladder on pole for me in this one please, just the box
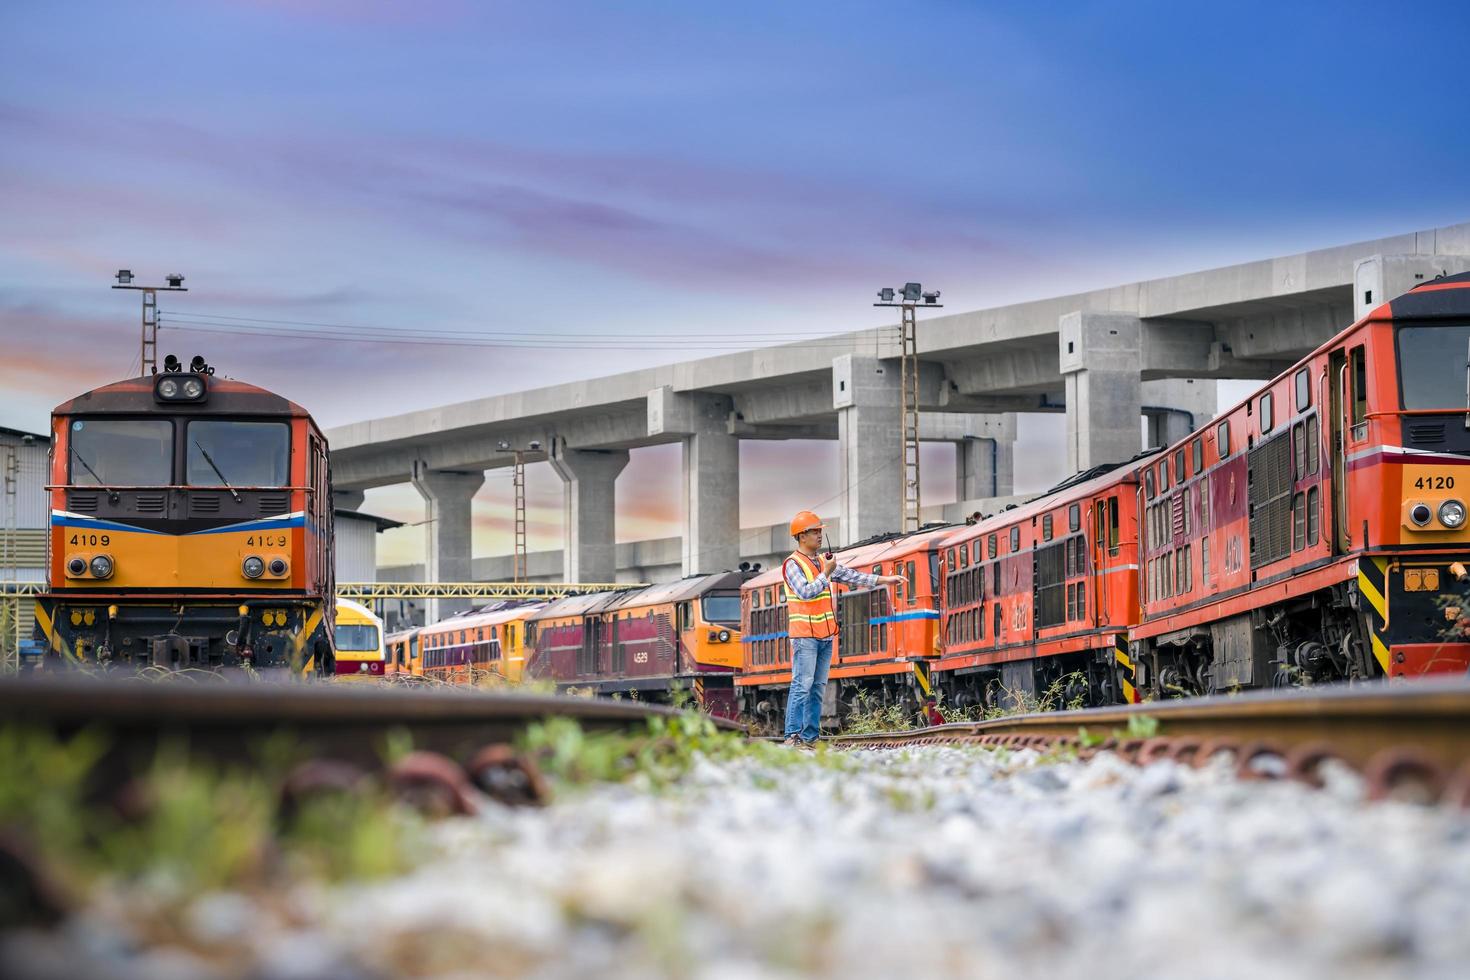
[512,451,528,583]
[2,446,18,669]
[900,304,921,532]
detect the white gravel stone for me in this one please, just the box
[7,744,1470,979]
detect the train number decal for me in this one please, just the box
[1412,475,1456,490]
[68,533,110,546]
[634,651,649,664]
[246,534,288,547]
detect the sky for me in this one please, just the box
[3,0,1469,568]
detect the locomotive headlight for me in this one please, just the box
[268,558,288,576]
[1411,503,1433,527]
[718,629,731,643]
[89,554,114,579]
[67,557,86,577]
[157,378,179,399]
[242,555,265,579]
[1440,499,1466,528]
[181,378,204,399]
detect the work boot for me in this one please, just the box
[782,735,800,747]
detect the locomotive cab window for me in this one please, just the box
[1295,368,1311,411]
[1260,392,1274,433]
[1009,527,1020,552]
[701,593,741,624]
[1394,326,1470,411]
[1068,503,1080,532]
[1216,420,1230,460]
[1174,450,1185,483]
[1192,439,1203,474]
[68,418,173,486]
[186,420,289,487]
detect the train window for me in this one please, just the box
[1144,468,1155,499]
[677,602,691,631]
[993,562,1001,597]
[186,420,289,487]
[971,540,980,563]
[1293,422,1306,479]
[1216,420,1230,459]
[988,534,997,559]
[1201,537,1210,588]
[765,588,774,607]
[1307,486,1320,544]
[1077,581,1085,620]
[779,590,786,604]
[1174,450,1185,483]
[1292,493,1306,552]
[1346,347,1369,428]
[1307,419,1319,474]
[68,418,173,486]
[1260,392,1274,433]
[905,561,916,605]
[1192,439,1203,474]
[1182,488,1191,535]
[1159,462,1169,493]
[1107,498,1120,555]
[1295,368,1311,411]
[1042,514,1053,541]
[1069,503,1080,532]
[994,603,1002,637]
[1009,527,1020,552]
[1199,475,1210,527]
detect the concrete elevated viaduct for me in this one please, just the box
[328,222,1470,610]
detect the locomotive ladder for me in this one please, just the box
[900,303,921,533]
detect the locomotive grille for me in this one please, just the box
[1249,431,1293,569]
[257,493,289,515]
[190,495,221,514]
[1033,540,1066,628]
[67,492,97,513]
[1408,422,1446,446]
[134,492,165,513]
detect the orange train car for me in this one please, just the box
[928,462,1146,710]
[413,601,543,684]
[738,526,952,730]
[33,354,336,672]
[523,572,745,717]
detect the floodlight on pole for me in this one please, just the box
[111,269,189,376]
[872,279,943,533]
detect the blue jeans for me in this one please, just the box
[784,636,833,741]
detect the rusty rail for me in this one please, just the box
[831,679,1470,803]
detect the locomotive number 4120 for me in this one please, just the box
[1413,475,1456,490]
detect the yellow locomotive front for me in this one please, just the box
[34,356,336,672]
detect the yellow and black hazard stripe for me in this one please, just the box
[32,599,75,662]
[1356,556,1391,675]
[910,657,934,700]
[693,677,706,708]
[1114,635,1141,704]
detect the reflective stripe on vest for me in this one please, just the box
[783,551,837,639]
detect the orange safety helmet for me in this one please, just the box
[789,510,826,538]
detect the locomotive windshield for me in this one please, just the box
[68,419,172,486]
[186,421,289,487]
[701,593,742,624]
[334,623,380,652]
[1397,323,1470,410]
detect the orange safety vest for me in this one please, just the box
[783,551,838,640]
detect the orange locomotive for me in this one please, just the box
[34,355,336,672]
[738,526,951,730]
[415,601,543,684]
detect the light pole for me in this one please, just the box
[112,270,187,376]
[496,439,544,583]
[875,283,943,532]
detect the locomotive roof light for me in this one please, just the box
[1440,499,1466,528]
[154,370,208,403]
[1410,503,1433,527]
[164,354,181,373]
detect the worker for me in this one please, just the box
[782,510,906,746]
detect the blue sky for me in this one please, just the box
[3,0,1468,565]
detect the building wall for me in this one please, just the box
[334,513,381,583]
[2,430,51,655]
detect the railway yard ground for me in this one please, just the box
[3,678,1470,979]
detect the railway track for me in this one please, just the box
[831,678,1470,803]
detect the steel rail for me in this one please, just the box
[0,675,740,773]
[830,679,1470,785]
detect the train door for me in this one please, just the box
[1329,349,1348,552]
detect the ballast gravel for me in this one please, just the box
[6,745,1470,980]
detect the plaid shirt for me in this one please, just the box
[783,555,883,600]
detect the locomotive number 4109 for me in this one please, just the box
[246,534,288,547]
[1412,475,1456,490]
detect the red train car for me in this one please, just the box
[522,572,744,717]
[738,526,952,731]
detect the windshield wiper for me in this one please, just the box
[70,446,103,485]
[194,440,241,502]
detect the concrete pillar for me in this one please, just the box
[410,463,484,622]
[1059,312,1143,473]
[648,387,740,575]
[957,435,1015,501]
[834,354,901,542]
[1142,378,1217,449]
[332,489,365,512]
[550,444,629,583]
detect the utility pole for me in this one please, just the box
[2,442,18,669]
[875,283,943,532]
[111,270,187,375]
[497,439,544,583]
